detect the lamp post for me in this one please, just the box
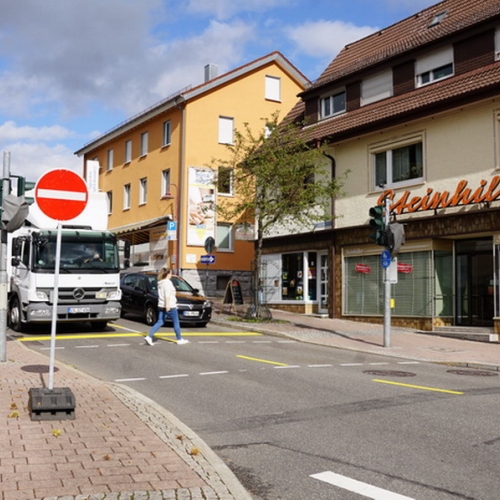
[162,183,180,274]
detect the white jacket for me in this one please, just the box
[157,278,177,310]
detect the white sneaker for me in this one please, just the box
[145,336,154,346]
[177,338,189,345]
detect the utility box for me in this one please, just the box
[28,387,76,421]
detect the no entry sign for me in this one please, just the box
[35,169,88,221]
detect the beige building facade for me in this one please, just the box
[261,0,500,337]
[76,52,308,296]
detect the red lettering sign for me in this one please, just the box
[355,264,371,274]
[397,263,413,274]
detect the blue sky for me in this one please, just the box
[0,0,437,181]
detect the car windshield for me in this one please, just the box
[171,276,195,292]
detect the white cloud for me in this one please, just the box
[286,20,377,59]
[185,0,291,20]
[3,143,81,181]
[0,122,74,142]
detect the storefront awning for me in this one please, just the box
[111,216,171,245]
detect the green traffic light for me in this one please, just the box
[368,204,387,246]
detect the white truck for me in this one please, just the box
[7,192,121,332]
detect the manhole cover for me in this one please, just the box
[363,370,416,377]
[21,365,59,373]
[447,369,498,377]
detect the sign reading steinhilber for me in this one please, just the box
[35,169,88,221]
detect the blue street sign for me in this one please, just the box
[167,221,177,231]
[381,249,392,269]
[200,254,215,265]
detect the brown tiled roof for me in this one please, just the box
[304,62,500,141]
[308,0,500,92]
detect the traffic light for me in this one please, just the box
[387,222,405,257]
[14,176,36,204]
[369,204,387,246]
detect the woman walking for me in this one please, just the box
[145,267,188,345]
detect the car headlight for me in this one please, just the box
[96,290,121,300]
[35,291,49,301]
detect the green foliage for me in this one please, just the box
[210,112,343,236]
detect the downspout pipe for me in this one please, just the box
[174,97,186,276]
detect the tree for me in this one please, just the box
[210,113,345,318]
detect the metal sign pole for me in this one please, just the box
[47,221,62,390]
[0,152,10,362]
[383,195,391,348]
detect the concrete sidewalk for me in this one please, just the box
[0,338,252,500]
[2,309,499,500]
[212,307,500,371]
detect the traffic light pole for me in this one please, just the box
[383,194,391,348]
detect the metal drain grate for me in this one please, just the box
[447,369,498,377]
[363,370,416,377]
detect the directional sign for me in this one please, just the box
[200,254,215,265]
[381,249,392,269]
[35,169,88,221]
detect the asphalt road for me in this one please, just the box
[19,318,500,500]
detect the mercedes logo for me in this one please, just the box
[73,288,85,300]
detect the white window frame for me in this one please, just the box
[416,46,453,87]
[370,134,425,190]
[265,75,281,101]
[106,149,114,171]
[140,132,148,157]
[161,169,171,197]
[320,89,346,119]
[106,191,112,215]
[163,120,171,146]
[218,116,234,145]
[361,70,393,106]
[123,184,131,210]
[139,178,147,205]
[125,140,132,163]
[216,223,233,252]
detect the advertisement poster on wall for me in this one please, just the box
[187,167,215,246]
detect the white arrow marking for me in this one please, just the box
[37,188,87,201]
[311,471,415,500]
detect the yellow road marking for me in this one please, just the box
[18,331,262,342]
[373,379,464,395]
[237,355,288,366]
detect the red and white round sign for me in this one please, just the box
[35,169,89,221]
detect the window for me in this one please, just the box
[218,116,234,144]
[320,90,346,119]
[140,132,148,156]
[125,140,132,163]
[495,27,500,61]
[139,178,147,205]
[361,70,393,106]
[282,253,304,300]
[416,46,453,87]
[163,120,171,146]
[217,167,233,195]
[372,139,423,188]
[123,184,131,210]
[106,149,114,171]
[265,75,281,101]
[216,224,233,251]
[106,191,112,214]
[161,169,171,196]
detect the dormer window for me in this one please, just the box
[320,90,346,119]
[428,11,447,28]
[361,70,393,106]
[416,46,453,87]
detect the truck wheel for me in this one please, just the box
[145,304,157,326]
[9,297,23,332]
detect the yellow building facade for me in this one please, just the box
[75,52,308,296]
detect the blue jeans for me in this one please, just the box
[148,308,182,340]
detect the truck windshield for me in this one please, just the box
[33,232,119,273]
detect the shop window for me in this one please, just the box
[308,252,317,301]
[282,253,304,300]
[344,251,433,316]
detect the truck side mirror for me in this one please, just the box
[11,257,20,267]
